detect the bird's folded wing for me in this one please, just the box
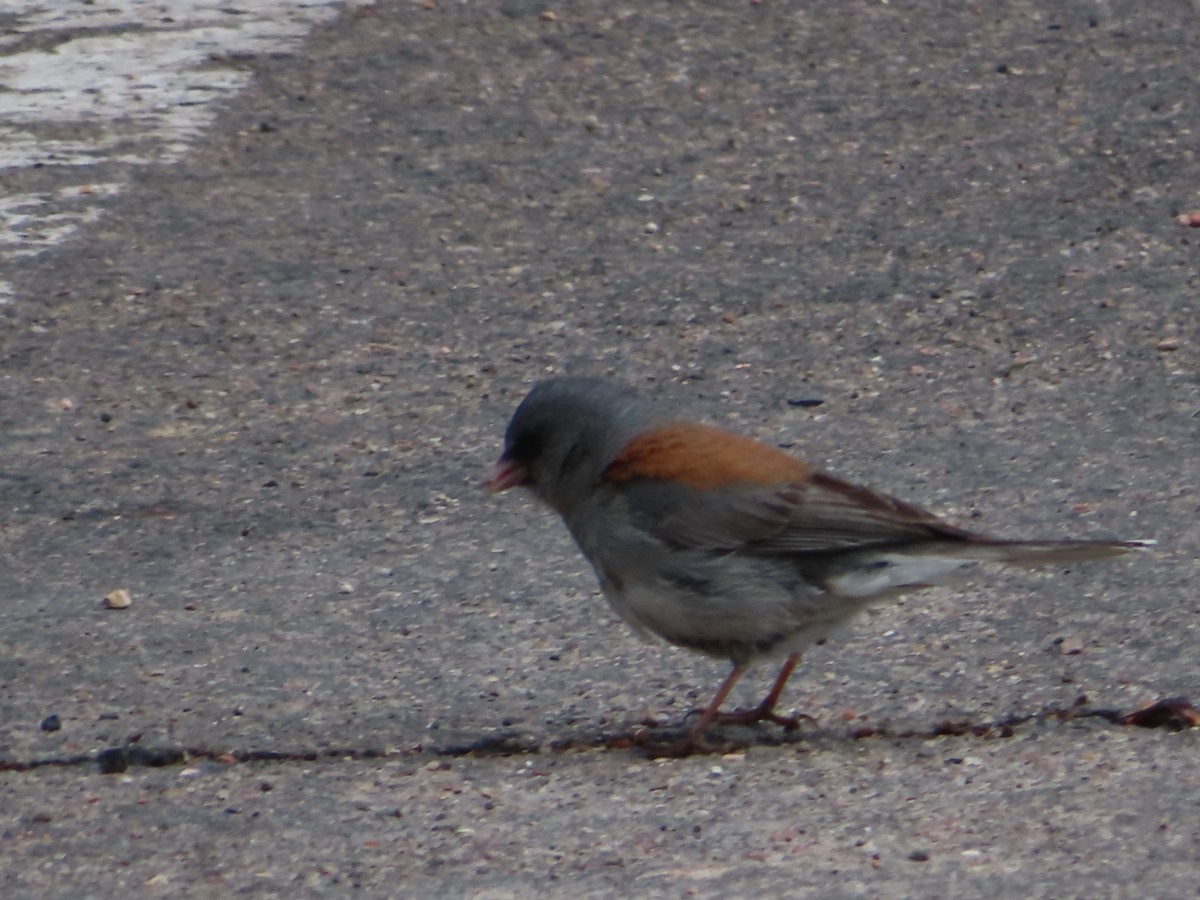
[627,477,965,554]
[753,472,972,553]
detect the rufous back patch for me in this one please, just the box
[604,422,811,490]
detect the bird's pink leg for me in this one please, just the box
[685,662,750,739]
[638,656,809,756]
[636,663,750,755]
[709,654,809,731]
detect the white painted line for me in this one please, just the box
[0,0,359,302]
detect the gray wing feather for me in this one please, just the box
[619,472,969,555]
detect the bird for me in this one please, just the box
[484,376,1151,752]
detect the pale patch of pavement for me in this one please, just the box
[0,0,363,299]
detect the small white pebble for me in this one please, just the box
[103,588,132,609]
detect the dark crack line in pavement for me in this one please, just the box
[442,698,1199,759]
[1,696,1193,772]
[0,744,408,775]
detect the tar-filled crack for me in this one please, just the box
[0,744,400,775]
[1,696,1193,772]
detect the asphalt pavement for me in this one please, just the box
[2,1,1198,896]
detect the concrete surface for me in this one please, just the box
[2,1,1197,896]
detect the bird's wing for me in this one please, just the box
[604,421,968,554]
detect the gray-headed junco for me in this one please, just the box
[486,376,1150,750]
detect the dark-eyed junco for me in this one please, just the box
[486,376,1151,751]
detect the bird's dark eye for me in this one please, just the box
[560,438,586,480]
[505,429,542,465]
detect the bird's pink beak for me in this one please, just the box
[483,457,528,493]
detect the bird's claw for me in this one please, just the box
[698,706,816,732]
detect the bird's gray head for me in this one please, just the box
[485,377,659,514]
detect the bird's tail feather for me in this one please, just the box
[953,538,1155,566]
[823,539,1153,598]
